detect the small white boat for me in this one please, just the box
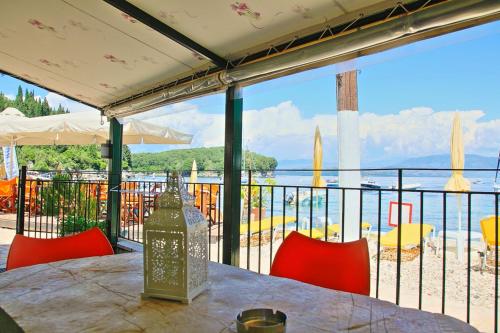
[361,179,381,189]
[326,178,338,188]
[326,178,380,189]
[391,183,422,190]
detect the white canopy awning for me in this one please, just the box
[0,1,498,117]
[0,111,193,146]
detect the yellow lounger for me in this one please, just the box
[380,223,434,249]
[284,228,325,240]
[240,216,296,235]
[480,216,500,247]
[328,223,372,237]
[479,216,500,268]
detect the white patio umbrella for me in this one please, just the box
[444,113,470,262]
[0,107,25,178]
[0,111,192,145]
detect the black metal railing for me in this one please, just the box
[12,167,500,332]
[20,177,108,238]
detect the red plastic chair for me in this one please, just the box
[6,227,114,271]
[270,231,370,296]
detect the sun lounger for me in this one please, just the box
[479,216,500,268]
[380,223,434,251]
[240,216,296,235]
[284,228,325,240]
[328,222,372,239]
[314,217,372,240]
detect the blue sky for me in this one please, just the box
[1,21,499,166]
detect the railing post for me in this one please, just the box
[396,168,403,305]
[223,85,243,266]
[107,118,123,247]
[16,166,27,235]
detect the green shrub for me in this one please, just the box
[41,177,99,219]
[59,215,107,237]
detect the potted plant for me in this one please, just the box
[242,178,276,221]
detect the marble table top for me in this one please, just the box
[0,252,477,333]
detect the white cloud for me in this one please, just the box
[4,94,14,100]
[45,92,99,113]
[131,101,500,166]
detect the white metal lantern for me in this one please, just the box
[142,174,208,303]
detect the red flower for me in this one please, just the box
[121,13,137,23]
[28,19,43,29]
[104,54,126,65]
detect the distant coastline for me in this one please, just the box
[276,153,499,177]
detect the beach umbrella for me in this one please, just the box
[189,160,197,194]
[1,107,25,117]
[312,126,326,188]
[0,111,192,145]
[0,107,25,179]
[444,113,470,262]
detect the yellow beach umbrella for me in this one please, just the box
[312,126,326,188]
[444,113,470,262]
[189,160,198,194]
[445,113,470,193]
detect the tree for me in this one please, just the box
[122,145,132,170]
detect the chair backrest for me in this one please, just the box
[480,216,500,247]
[195,184,219,207]
[388,201,413,227]
[6,227,113,271]
[270,231,370,296]
[0,177,17,197]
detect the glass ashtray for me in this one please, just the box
[236,308,286,333]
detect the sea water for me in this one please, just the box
[138,174,498,234]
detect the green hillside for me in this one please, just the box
[132,147,277,172]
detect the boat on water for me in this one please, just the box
[326,178,338,188]
[390,183,422,190]
[286,190,325,206]
[326,178,381,189]
[361,179,381,189]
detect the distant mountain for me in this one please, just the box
[387,154,498,169]
[276,154,498,177]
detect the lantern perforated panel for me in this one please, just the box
[142,175,208,303]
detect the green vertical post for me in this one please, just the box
[107,118,123,246]
[223,85,243,266]
[16,166,27,235]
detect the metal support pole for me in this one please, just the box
[16,166,27,235]
[396,169,403,305]
[223,85,243,266]
[107,118,123,247]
